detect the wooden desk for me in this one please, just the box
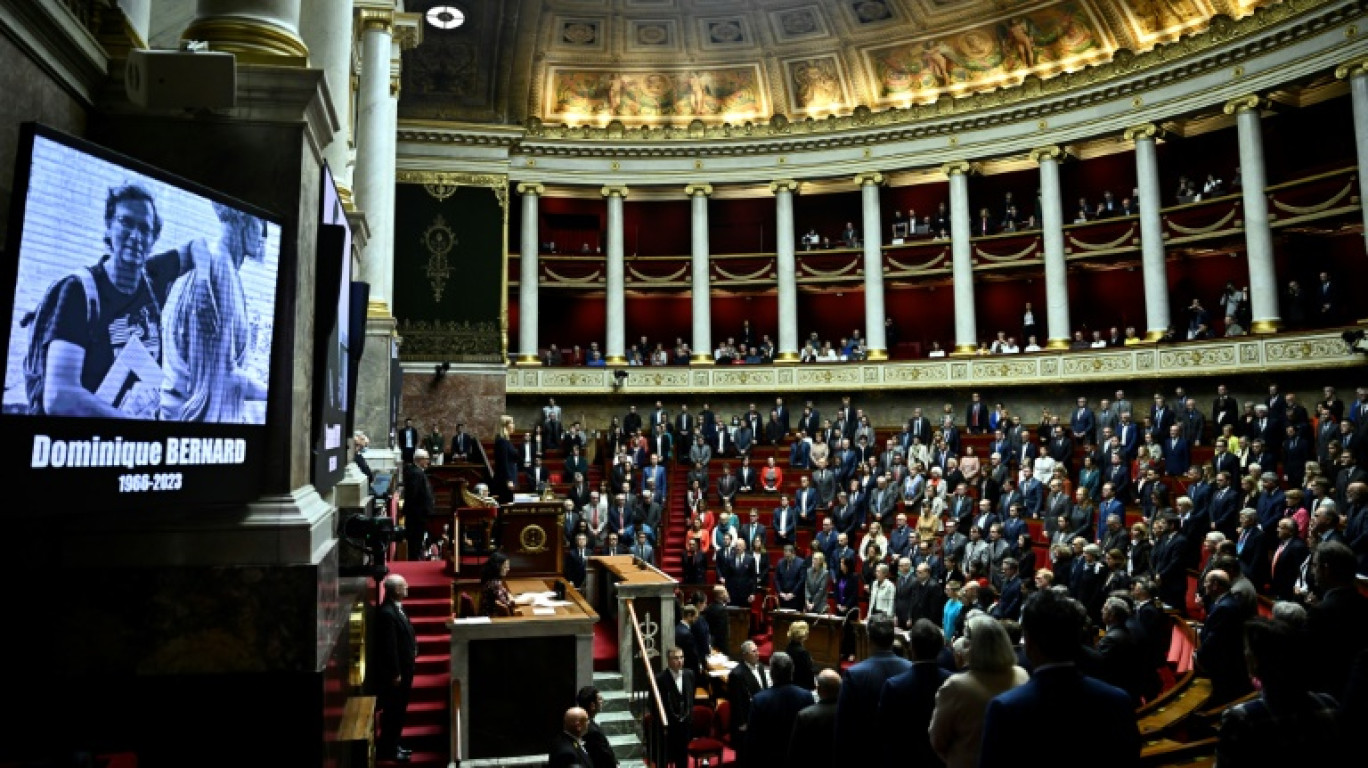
[586,556,678,694]
[447,578,599,760]
[770,610,868,669]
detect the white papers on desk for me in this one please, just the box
[452,616,492,624]
[514,591,573,608]
[532,607,557,616]
[707,653,737,670]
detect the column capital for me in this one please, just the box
[601,185,629,198]
[854,171,884,187]
[1123,123,1162,142]
[180,15,309,66]
[1335,56,1368,79]
[516,182,546,196]
[1029,145,1063,164]
[1222,94,1268,115]
[684,183,714,197]
[940,160,973,177]
[390,74,401,98]
[356,8,395,34]
[769,179,799,194]
[394,13,423,50]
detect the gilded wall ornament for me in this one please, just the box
[420,215,456,303]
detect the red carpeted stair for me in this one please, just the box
[382,560,452,767]
[660,460,691,578]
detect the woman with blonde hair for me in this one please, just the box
[804,552,831,614]
[493,415,518,501]
[929,615,1030,768]
[785,620,816,690]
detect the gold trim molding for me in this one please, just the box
[941,161,972,176]
[1029,146,1063,164]
[357,8,394,34]
[398,171,510,210]
[854,172,885,187]
[684,183,714,197]
[1223,94,1268,114]
[517,182,546,196]
[601,185,629,198]
[180,17,308,66]
[769,179,799,194]
[1335,56,1368,79]
[1123,123,1162,142]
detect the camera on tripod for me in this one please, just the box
[340,504,405,580]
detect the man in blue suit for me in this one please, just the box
[641,454,667,497]
[794,475,819,528]
[979,589,1141,768]
[1207,471,1241,539]
[1070,396,1096,445]
[745,652,815,768]
[773,545,807,611]
[1255,472,1286,530]
[834,616,911,766]
[1163,424,1191,477]
[990,557,1024,621]
[875,619,949,765]
[1117,413,1140,461]
[1019,467,1044,519]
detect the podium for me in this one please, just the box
[770,610,869,668]
[497,501,565,576]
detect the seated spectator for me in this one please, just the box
[1224,315,1247,337]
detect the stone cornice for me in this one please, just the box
[0,0,109,105]
[506,332,1366,396]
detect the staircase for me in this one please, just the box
[384,560,453,767]
[660,460,691,577]
[596,671,649,767]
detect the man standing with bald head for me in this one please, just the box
[789,669,842,768]
[373,574,416,762]
[547,707,592,768]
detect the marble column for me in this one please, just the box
[1338,58,1368,243]
[1031,146,1070,349]
[1125,124,1170,341]
[944,162,977,355]
[856,172,888,360]
[299,0,354,203]
[181,0,308,65]
[685,183,714,364]
[1224,95,1284,334]
[353,7,396,316]
[602,185,629,365]
[516,183,544,364]
[770,179,800,362]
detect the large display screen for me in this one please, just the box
[0,124,285,507]
[312,163,353,493]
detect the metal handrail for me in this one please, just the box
[625,598,668,727]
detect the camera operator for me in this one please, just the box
[402,449,434,560]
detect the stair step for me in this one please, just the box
[415,653,449,675]
[593,671,625,692]
[609,732,646,759]
[601,690,632,713]
[597,710,638,736]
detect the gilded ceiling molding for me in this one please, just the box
[516,182,545,196]
[397,170,509,210]
[601,185,629,198]
[941,160,973,176]
[769,179,799,194]
[684,183,714,197]
[505,0,1345,150]
[854,171,884,186]
[1029,145,1064,163]
[1334,56,1368,79]
[1122,123,1163,142]
[1222,93,1269,113]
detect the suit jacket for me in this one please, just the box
[992,576,1024,621]
[371,599,417,686]
[978,666,1140,768]
[449,431,475,459]
[728,663,769,739]
[1164,437,1191,476]
[875,662,951,766]
[547,731,593,768]
[655,667,695,735]
[582,720,616,768]
[834,651,913,766]
[1097,624,1153,706]
[566,547,590,589]
[1196,593,1251,701]
[745,684,813,768]
[787,699,838,768]
[1208,486,1241,537]
[1269,536,1309,600]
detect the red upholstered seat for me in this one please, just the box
[687,705,724,767]
[715,699,732,747]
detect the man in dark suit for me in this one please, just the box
[575,687,618,768]
[774,545,806,611]
[978,589,1141,768]
[724,540,757,607]
[1211,385,1238,434]
[965,393,988,434]
[834,616,912,765]
[1149,513,1189,614]
[1269,518,1309,600]
[875,619,950,765]
[547,707,593,768]
[991,558,1024,621]
[1196,569,1252,704]
[449,422,475,463]
[787,669,841,768]
[566,533,591,591]
[402,450,434,560]
[655,647,694,768]
[681,538,707,585]
[1164,425,1191,477]
[728,640,769,765]
[372,575,418,762]
[398,417,420,464]
[1306,541,1368,699]
[745,652,812,768]
[1096,597,1153,706]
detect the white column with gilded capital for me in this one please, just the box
[771,179,800,362]
[182,0,308,65]
[353,7,396,315]
[944,162,977,354]
[685,184,715,364]
[856,172,888,360]
[1224,95,1281,334]
[300,0,354,201]
[1338,58,1368,241]
[1126,124,1170,340]
[1031,146,1070,349]
[603,186,629,364]
[516,183,544,364]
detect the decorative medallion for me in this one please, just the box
[424,182,458,202]
[518,523,550,554]
[637,22,669,46]
[852,1,892,23]
[708,20,744,44]
[561,21,599,45]
[420,215,456,303]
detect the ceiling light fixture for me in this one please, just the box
[425,5,465,30]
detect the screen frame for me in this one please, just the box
[311,162,353,494]
[0,122,292,512]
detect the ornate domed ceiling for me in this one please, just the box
[398,0,1277,126]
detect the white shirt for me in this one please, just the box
[1001,343,1020,354]
[1024,343,1042,352]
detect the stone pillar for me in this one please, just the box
[1225,95,1282,334]
[181,0,309,65]
[1031,146,1070,349]
[1338,58,1368,244]
[602,185,629,364]
[516,183,544,364]
[353,7,396,317]
[1125,124,1170,341]
[944,161,977,354]
[299,0,355,203]
[856,172,888,360]
[770,179,800,362]
[685,183,714,364]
